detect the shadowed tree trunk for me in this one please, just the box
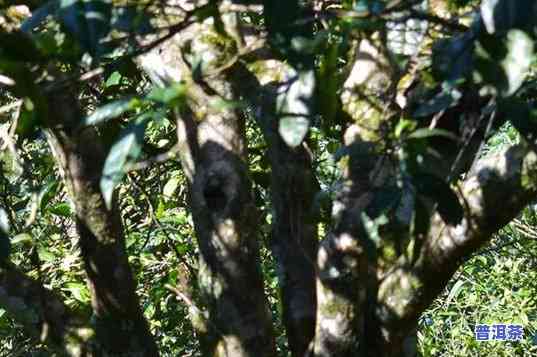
[227,61,319,357]
[266,123,319,357]
[44,83,158,356]
[140,7,276,356]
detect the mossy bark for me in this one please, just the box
[44,86,158,356]
[175,86,276,357]
[140,10,276,356]
[375,145,537,355]
[226,61,319,357]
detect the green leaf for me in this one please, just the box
[163,177,180,197]
[480,0,536,35]
[277,70,315,148]
[38,247,55,262]
[432,33,474,82]
[407,128,459,141]
[446,279,466,304]
[413,86,462,118]
[147,83,186,106]
[105,71,122,87]
[413,173,464,225]
[59,0,112,60]
[100,117,147,208]
[395,119,417,138]
[81,97,139,127]
[155,199,166,220]
[501,30,533,97]
[11,233,33,245]
[63,282,90,302]
[16,99,42,139]
[48,202,72,217]
[474,29,534,97]
[39,180,60,212]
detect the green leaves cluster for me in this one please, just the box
[87,83,185,208]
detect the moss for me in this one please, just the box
[343,97,386,142]
[200,32,238,69]
[318,285,354,317]
[320,300,349,317]
[521,151,537,192]
[247,60,289,84]
[380,243,397,264]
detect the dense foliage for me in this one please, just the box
[1,0,537,356]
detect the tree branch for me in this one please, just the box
[377,144,537,349]
[0,262,95,356]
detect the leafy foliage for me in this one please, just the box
[1,0,537,355]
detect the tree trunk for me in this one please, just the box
[175,95,276,356]
[227,62,319,357]
[44,85,158,356]
[138,9,277,355]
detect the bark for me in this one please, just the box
[228,63,319,357]
[140,7,276,355]
[44,85,158,356]
[176,105,275,357]
[312,36,393,356]
[312,144,373,357]
[0,262,95,356]
[375,145,537,355]
[267,134,318,357]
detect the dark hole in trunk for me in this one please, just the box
[204,179,227,212]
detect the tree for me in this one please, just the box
[0,0,536,356]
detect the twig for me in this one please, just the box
[164,284,199,312]
[512,219,537,240]
[127,145,180,171]
[0,99,22,116]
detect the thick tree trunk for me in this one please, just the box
[227,62,319,357]
[139,8,276,354]
[175,95,276,356]
[44,86,158,356]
